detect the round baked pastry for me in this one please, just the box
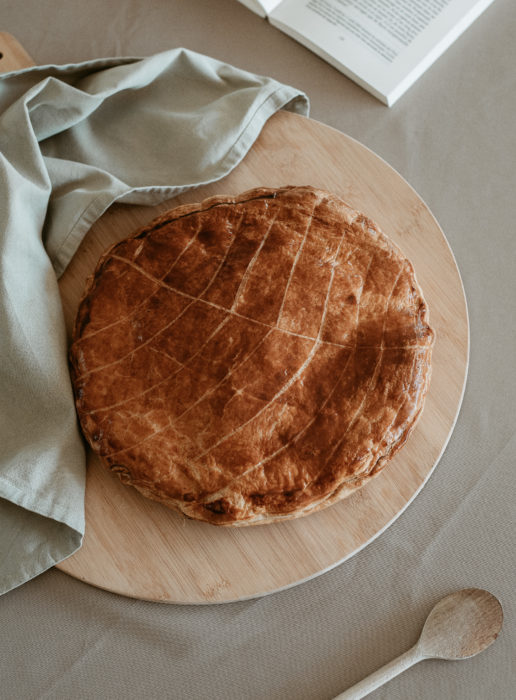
[70,186,435,525]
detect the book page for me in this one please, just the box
[298,0,454,63]
[269,0,494,104]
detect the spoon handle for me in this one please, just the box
[333,644,424,699]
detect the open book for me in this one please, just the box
[237,0,496,106]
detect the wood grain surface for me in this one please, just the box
[2,33,469,603]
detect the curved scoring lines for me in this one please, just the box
[352,247,375,347]
[100,207,283,457]
[169,208,283,426]
[163,212,207,274]
[75,217,204,344]
[98,301,409,462]
[102,211,357,459]
[369,346,421,456]
[83,314,231,417]
[202,239,405,502]
[230,207,281,311]
[193,197,350,463]
[253,248,362,443]
[289,263,414,504]
[86,261,389,425]
[191,329,317,462]
[319,260,405,470]
[85,208,279,419]
[318,345,423,495]
[74,209,245,381]
[205,344,355,503]
[275,197,318,326]
[102,327,275,460]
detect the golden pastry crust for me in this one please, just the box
[69,186,435,525]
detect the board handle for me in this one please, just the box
[0,32,35,72]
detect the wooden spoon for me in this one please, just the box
[334,588,503,699]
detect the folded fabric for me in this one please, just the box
[0,48,309,595]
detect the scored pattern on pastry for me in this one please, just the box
[70,186,435,525]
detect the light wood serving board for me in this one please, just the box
[2,34,469,604]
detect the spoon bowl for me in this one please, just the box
[419,588,503,660]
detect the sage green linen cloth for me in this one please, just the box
[0,48,308,595]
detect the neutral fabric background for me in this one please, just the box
[2,1,515,698]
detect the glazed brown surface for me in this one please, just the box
[69,186,435,525]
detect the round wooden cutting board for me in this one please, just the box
[1,33,468,603]
[0,32,469,603]
[55,111,468,603]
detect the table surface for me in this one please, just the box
[2,1,514,699]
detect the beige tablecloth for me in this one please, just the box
[2,1,514,698]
